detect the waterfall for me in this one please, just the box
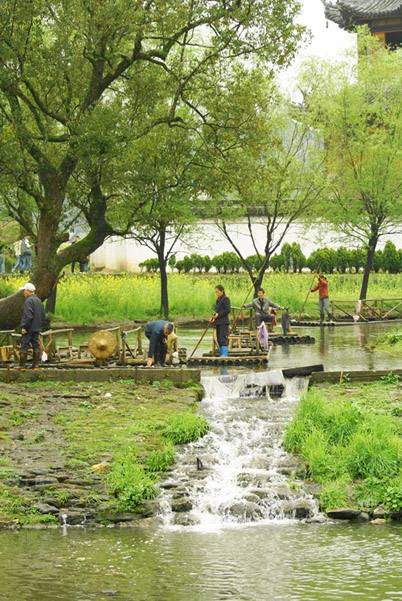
[159,370,321,529]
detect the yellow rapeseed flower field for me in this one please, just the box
[3,272,402,322]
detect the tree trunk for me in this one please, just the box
[360,234,379,300]
[45,285,57,315]
[0,191,113,330]
[158,229,169,319]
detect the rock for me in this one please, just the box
[173,513,200,526]
[370,518,387,524]
[274,485,297,500]
[301,482,322,497]
[105,513,141,523]
[282,500,315,519]
[159,482,180,490]
[58,510,88,525]
[243,493,261,504]
[171,499,192,512]
[373,505,387,519]
[225,501,263,521]
[140,500,160,517]
[0,517,19,529]
[172,489,189,499]
[33,503,59,515]
[41,496,63,509]
[249,488,272,500]
[326,508,363,521]
[306,514,327,524]
[357,511,370,522]
[31,475,59,487]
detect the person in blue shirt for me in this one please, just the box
[145,320,174,367]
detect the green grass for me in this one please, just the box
[284,383,402,512]
[162,412,209,444]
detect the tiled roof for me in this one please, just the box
[323,1,402,28]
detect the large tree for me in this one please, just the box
[299,31,402,299]
[122,125,202,318]
[0,0,305,328]
[210,95,325,295]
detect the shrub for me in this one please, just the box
[108,449,158,510]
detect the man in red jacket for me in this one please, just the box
[311,274,333,322]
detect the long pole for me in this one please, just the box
[297,263,321,322]
[231,253,271,332]
[189,318,214,359]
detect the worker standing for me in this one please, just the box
[145,320,174,367]
[311,274,333,322]
[212,284,231,357]
[14,283,46,370]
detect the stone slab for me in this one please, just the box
[310,369,402,384]
[0,366,200,385]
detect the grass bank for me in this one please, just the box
[284,378,402,514]
[0,378,206,527]
[373,328,402,356]
[3,272,402,323]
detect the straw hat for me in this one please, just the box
[88,330,117,359]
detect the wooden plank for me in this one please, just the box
[282,364,324,378]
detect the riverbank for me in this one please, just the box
[285,380,402,521]
[0,379,204,529]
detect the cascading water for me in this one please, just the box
[159,370,322,528]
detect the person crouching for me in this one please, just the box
[145,320,174,367]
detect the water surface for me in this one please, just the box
[2,523,402,601]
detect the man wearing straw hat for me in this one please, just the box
[145,320,174,368]
[14,282,45,370]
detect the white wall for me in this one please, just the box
[90,218,402,272]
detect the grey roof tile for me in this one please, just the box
[323,1,402,25]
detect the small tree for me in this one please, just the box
[382,241,400,274]
[300,31,402,299]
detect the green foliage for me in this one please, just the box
[384,486,402,511]
[299,30,402,298]
[320,478,351,511]
[347,417,402,479]
[286,384,402,512]
[354,477,387,508]
[162,412,209,444]
[108,449,158,511]
[147,443,175,473]
[381,372,400,385]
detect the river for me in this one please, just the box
[1,321,402,601]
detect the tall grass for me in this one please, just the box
[284,387,402,511]
[2,272,402,322]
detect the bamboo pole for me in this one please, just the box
[231,253,272,332]
[297,263,321,322]
[189,318,214,359]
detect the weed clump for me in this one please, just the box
[162,412,209,444]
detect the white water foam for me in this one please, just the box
[160,371,320,530]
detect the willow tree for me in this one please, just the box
[0,0,306,328]
[299,32,402,300]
